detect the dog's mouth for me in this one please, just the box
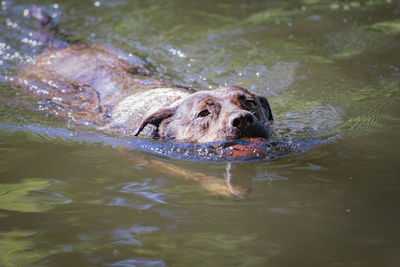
[221,123,270,142]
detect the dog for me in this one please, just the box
[15,6,273,144]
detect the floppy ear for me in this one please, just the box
[224,86,273,122]
[262,97,273,121]
[134,107,177,137]
[256,94,273,122]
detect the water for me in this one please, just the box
[1,0,400,266]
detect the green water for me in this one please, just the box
[1,0,400,266]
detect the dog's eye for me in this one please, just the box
[245,100,257,108]
[197,110,210,118]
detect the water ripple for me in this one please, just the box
[107,179,173,210]
[107,259,166,267]
[0,123,337,162]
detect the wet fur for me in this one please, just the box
[13,6,273,143]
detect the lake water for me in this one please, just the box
[1,0,399,266]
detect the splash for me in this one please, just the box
[0,123,338,162]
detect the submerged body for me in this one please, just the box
[14,7,273,143]
[17,43,183,126]
[16,42,273,143]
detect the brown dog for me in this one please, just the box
[15,7,273,143]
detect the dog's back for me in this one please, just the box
[16,40,190,132]
[12,6,190,131]
[13,6,273,143]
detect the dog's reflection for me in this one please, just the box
[119,148,255,198]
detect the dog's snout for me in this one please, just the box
[231,112,255,129]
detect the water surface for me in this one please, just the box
[1,0,400,266]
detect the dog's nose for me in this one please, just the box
[230,112,255,129]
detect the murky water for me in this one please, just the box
[1,0,400,266]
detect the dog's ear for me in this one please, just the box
[134,107,177,137]
[223,86,273,122]
[255,94,273,122]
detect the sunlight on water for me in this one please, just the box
[0,0,399,266]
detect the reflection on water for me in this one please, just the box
[0,178,71,213]
[1,0,400,266]
[107,259,166,267]
[111,225,160,247]
[107,179,172,210]
[0,230,44,266]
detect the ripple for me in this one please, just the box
[111,229,142,247]
[0,178,71,213]
[107,259,166,267]
[0,122,335,162]
[111,225,160,248]
[107,179,173,210]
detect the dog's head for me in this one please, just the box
[135,86,273,143]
